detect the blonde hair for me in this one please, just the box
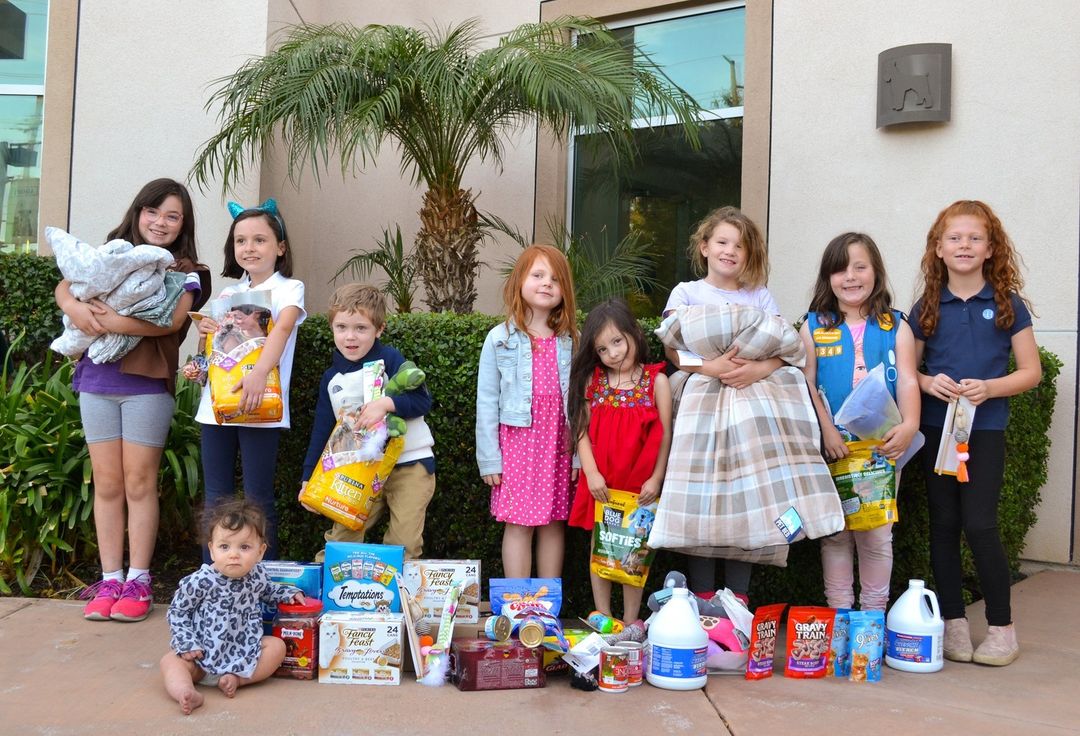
[503,244,578,347]
[687,206,769,288]
[329,283,386,328]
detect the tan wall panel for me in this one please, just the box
[37,0,79,248]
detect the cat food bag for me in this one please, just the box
[784,606,836,678]
[489,578,562,619]
[299,362,403,530]
[745,603,786,680]
[828,440,898,531]
[827,608,851,677]
[848,610,885,682]
[590,490,657,588]
[207,291,282,424]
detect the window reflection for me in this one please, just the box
[0,0,48,252]
[573,118,742,314]
[571,5,745,314]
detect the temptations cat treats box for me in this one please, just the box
[322,542,404,614]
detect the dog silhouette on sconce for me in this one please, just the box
[884,60,932,111]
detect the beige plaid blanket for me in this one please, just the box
[647,305,844,566]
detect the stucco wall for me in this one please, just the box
[767,0,1079,562]
[66,1,268,283]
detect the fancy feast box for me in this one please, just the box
[322,542,404,614]
[318,611,404,685]
[402,559,481,624]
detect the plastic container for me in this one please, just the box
[272,596,323,679]
[885,579,944,673]
[646,587,708,690]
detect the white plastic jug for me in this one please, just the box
[646,587,708,689]
[885,579,944,673]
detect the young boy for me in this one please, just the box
[299,284,436,559]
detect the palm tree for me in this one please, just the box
[191,17,703,313]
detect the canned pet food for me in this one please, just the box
[599,646,629,692]
[484,614,512,642]
[517,615,545,648]
[622,641,644,686]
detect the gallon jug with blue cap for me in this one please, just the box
[885,579,944,673]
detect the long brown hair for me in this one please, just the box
[687,206,769,288]
[809,232,893,329]
[568,299,650,447]
[917,200,1031,336]
[503,244,578,346]
[108,178,199,264]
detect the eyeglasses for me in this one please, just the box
[231,305,266,315]
[142,207,183,226]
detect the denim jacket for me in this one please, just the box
[475,321,573,476]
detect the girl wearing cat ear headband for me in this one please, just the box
[194,197,307,561]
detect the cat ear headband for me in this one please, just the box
[227,198,286,240]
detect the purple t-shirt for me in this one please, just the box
[72,277,202,396]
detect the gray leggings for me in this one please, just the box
[79,391,175,448]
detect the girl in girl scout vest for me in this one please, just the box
[799,233,920,611]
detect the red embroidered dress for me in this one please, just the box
[568,362,665,529]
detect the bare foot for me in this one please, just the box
[177,686,204,715]
[217,673,239,698]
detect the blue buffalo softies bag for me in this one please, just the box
[848,610,886,682]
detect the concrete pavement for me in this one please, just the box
[1,569,1078,735]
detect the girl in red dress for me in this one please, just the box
[568,299,672,622]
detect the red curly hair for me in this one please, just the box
[917,200,1031,336]
[503,244,578,348]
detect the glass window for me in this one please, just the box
[0,0,48,87]
[0,0,48,253]
[571,4,745,314]
[0,94,42,251]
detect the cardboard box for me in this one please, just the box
[402,559,481,624]
[450,639,545,691]
[322,543,404,613]
[318,611,403,685]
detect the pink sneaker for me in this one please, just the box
[80,579,123,621]
[110,574,153,622]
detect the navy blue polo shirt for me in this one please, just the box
[908,284,1032,430]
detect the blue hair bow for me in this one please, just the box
[227,198,280,220]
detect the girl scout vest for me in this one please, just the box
[806,309,901,419]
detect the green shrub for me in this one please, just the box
[0,286,1061,612]
[272,314,1062,614]
[0,347,207,593]
[0,353,92,594]
[0,253,63,364]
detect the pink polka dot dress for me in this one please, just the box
[491,336,572,526]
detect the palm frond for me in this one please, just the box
[333,225,419,313]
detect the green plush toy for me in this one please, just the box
[383,361,427,438]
